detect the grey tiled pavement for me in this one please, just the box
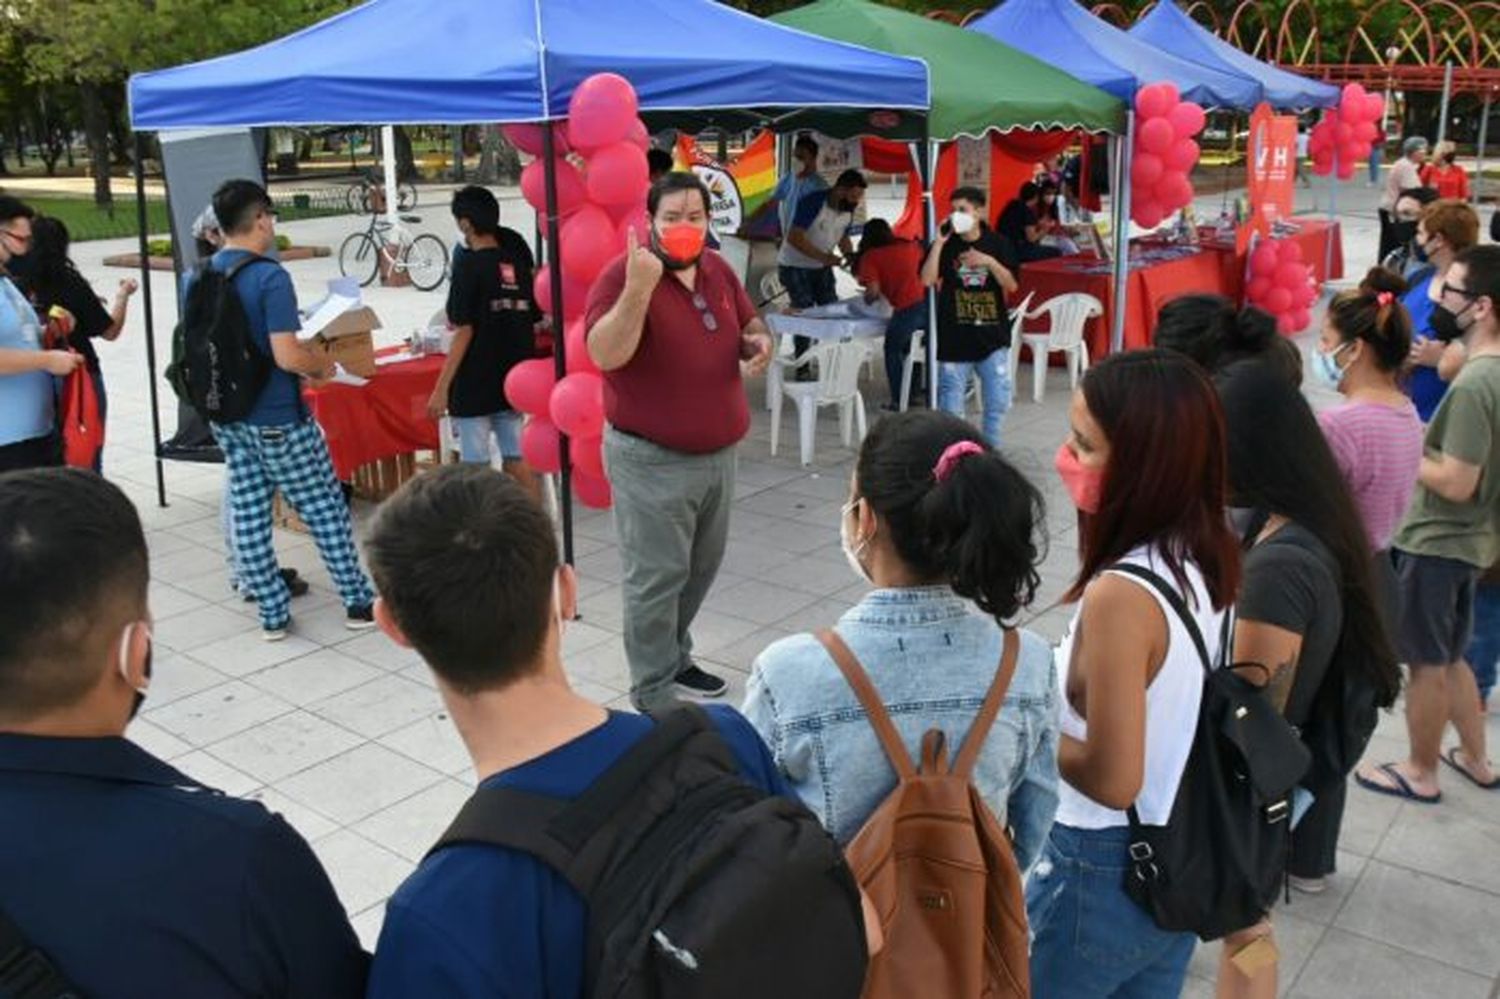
[59,176,1500,996]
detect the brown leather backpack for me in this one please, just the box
[816,628,1030,999]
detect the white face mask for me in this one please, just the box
[840,499,871,583]
[950,210,977,236]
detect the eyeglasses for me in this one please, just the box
[1440,282,1479,300]
[691,292,719,333]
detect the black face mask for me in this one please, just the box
[1429,301,1474,343]
[1390,221,1417,253]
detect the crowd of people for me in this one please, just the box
[0,144,1498,999]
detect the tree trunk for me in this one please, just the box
[475,125,500,183]
[105,85,132,165]
[13,127,24,168]
[393,125,417,181]
[80,81,113,207]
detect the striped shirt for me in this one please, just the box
[1318,399,1425,551]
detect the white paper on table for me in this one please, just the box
[329,363,368,387]
[375,350,415,367]
[298,293,362,342]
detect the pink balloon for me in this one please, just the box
[1136,82,1179,120]
[561,205,618,286]
[1133,200,1165,229]
[1281,240,1304,264]
[1265,287,1293,315]
[1293,280,1317,307]
[614,205,651,248]
[572,434,605,479]
[505,358,558,417]
[1138,117,1176,156]
[1277,313,1299,335]
[1353,120,1379,145]
[561,276,592,322]
[1157,171,1194,210]
[520,417,563,474]
[1131,152,1165,189]
[1251,243,1279,277]
[1334,122,1352,146]
[1247,276,1273,304]
[534,265,555,315]
[1340,83,1369,118]
[1163,138,1199,173]
[549,371,606,438]
[1292,308,1312,330]
[521,156,587,215]
[572,469,613,509]
[1336,160,1356,181]
[586,141,650,207]
[567,73,640,153]
[1168,102,1206,139]
[502,123,571,157]
[1275,261,1305,290]
[1311,150,1334,176]
[564,319,599,376]
[1365,92,1385,123]
[626,118,651,152]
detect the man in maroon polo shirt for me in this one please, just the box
[586,172,773,709]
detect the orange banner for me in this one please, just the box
[1246,103,1298,226]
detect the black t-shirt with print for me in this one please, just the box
[936,227,1018,362]
[444,230,539,417]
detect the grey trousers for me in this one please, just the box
[604,427,736,711]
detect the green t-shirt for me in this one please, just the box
[1393,354,1500,567]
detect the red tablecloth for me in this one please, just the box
[304,352,443,480]
[1015,218,1344,359]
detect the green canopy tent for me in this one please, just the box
[771,0,1125,383]
[773,0,1124,139]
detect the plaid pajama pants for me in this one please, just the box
[212,419,374,629]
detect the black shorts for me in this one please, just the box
[0,433,60,475]
[1391,549,1480,666]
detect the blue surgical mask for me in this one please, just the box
[1312,341,1352,391]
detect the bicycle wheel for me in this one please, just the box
[345,183,366,214]
[404,234,449,291]
[397,182,418,211]
[338,233,380,287]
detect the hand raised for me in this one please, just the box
[624,226,663,292]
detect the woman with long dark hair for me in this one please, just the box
[1213,362,1403,999]
[24,216,137,470]
[1154,294,1302,385]
[1028,349,1240,997]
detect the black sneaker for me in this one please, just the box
[243,568,310,603]
[346,605,377,631]
[673,664,727,699]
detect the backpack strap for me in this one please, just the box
[817,629,916,779]
[0,905,80,999]
[952,628,1021,780]
[221,253,271,280]
[1107,563,1223,675]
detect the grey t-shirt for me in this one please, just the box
[1238,521,1343,726]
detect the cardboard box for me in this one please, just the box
[304,298,381,377]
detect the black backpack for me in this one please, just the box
[0,903,81,999]
[166,256,273,424]
[430,705,868,998]
[1112,564,1311,942]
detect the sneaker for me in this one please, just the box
[346,605,377,631]
[263,620,290,643]
[242,568,310,603]
[673,664,727,699]
[1288,875,1327,895]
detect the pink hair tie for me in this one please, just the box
[1376,291,1394,307]
[933,440,984,483]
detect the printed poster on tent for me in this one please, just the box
[1246,103,1298,225]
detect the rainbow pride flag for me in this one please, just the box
[731,132,776,217]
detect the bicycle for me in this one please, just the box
[344,170,417,214]
[338,213,448,292]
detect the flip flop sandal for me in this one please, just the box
[1354,762,1441,804]
[1440,747,1500,790]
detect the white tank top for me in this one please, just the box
[1054,545,1228,829]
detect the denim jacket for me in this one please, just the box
[743,586,1060,871]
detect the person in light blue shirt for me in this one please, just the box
[744,410,1059,869]
[0,197,81,472]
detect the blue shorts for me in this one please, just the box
[453,411,523,464]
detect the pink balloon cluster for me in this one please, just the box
[500,71,655,509]
[1130,82,1205,229]
[1245,238,1317,335]
[1309,84,1384,181]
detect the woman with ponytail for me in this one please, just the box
[742,410,1058,867]
[1154,294,1303,385]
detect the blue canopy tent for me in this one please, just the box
[1129,2,1339,110]
[969,0,1263,352]
[127,0,931,552]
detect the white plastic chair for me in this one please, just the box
[770,340,869,466]
[1005,291,1036,387]
[1020,292,1102,403]
[900,330,927,411]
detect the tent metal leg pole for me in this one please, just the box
[1475,91,1492,208]
[1110,111,1135,356]
[542,124,575,568]
[381,125,399,231]
[918,132,937,392]
[1325,146,1338,287]
[135,132,167,508]
[1436,63,1454,149]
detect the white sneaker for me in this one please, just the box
[1288,875,1327,895]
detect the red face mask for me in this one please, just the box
[654,223,706,269]
[1054,442,1104,514]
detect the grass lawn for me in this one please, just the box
[23,193,347,243]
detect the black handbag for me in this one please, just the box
[1112,563,1311,942]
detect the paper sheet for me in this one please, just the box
[298,293,361,342]
[329,363,368,387]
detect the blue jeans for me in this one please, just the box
[938,350,1011,447]
[1026,824,1196,999]
[1467,582,1500,703]
[454,411,523,464]
[89,366,106,473]
[882,302,926,404]
[779,265,837,357]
